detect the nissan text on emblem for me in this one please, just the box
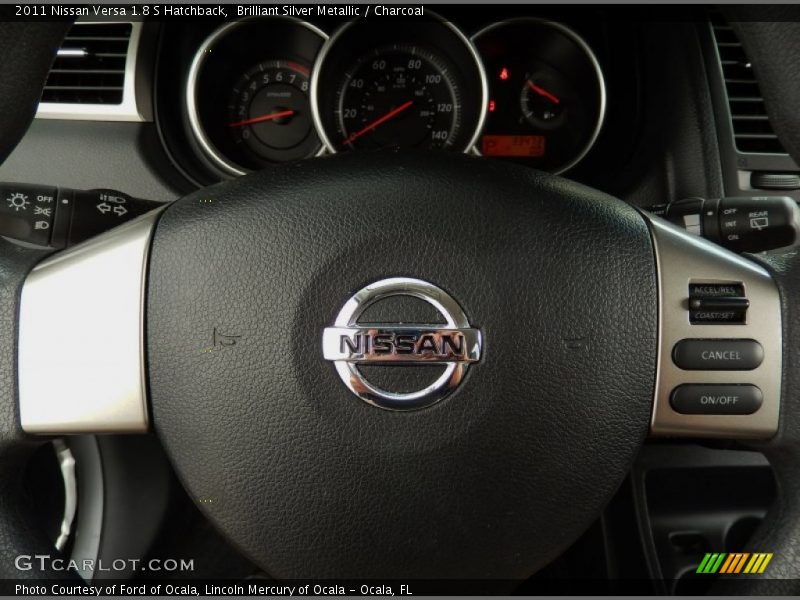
[322,278,482,410]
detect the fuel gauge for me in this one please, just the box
[472,19,606,173]
[520,75,566,128]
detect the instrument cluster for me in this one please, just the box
[168,15,616,181]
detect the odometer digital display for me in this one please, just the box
[481,135,546,157]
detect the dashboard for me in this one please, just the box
[156,12,641,187]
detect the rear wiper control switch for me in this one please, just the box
[646,195,800,253]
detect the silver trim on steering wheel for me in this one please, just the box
[644,213,782,439]
[18,209,163,434]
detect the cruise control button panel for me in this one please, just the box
[670,384,763,415]
[645,215,782,439]
[672,339,764,371]
[688,283,748,324]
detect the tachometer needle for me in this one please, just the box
[228,109,295,128]
[344,100,414,144]
[527,81,561,105]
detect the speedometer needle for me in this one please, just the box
[228,109,295,128]
[344,100,414,144]
[527,81,561,105]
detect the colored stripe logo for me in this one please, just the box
[696,553,773,574]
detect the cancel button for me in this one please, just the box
[672,339,763,370]
[670,384,762,415]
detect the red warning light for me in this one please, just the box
[488,100,496,113]
[499,67,509,81]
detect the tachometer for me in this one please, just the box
[186,17,327,177]
[312,17,486,154]
[334,45,461,150]
[227,60,319,163]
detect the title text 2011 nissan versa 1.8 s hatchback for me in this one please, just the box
[1,3,800,597]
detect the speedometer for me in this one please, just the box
[335,45,462,150]
[312,16,487,154]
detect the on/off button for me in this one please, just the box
[672,339,764,370]
[670,384,763,415]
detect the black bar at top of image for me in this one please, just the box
[1,4,800,24]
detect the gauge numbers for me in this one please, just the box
[334,45,462,151]
[227,59,320,163]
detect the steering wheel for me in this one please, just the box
[2,18,800,591]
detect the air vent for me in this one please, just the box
[42,22,132,105]
[710,15,787,155]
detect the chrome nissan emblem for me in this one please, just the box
[322,278,482,410]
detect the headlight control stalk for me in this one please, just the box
[0,183,161,248]
[2,184,796,254]
[646,195,800,253]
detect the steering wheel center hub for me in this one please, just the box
[322,277,482,410]
[146,152,657,579]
